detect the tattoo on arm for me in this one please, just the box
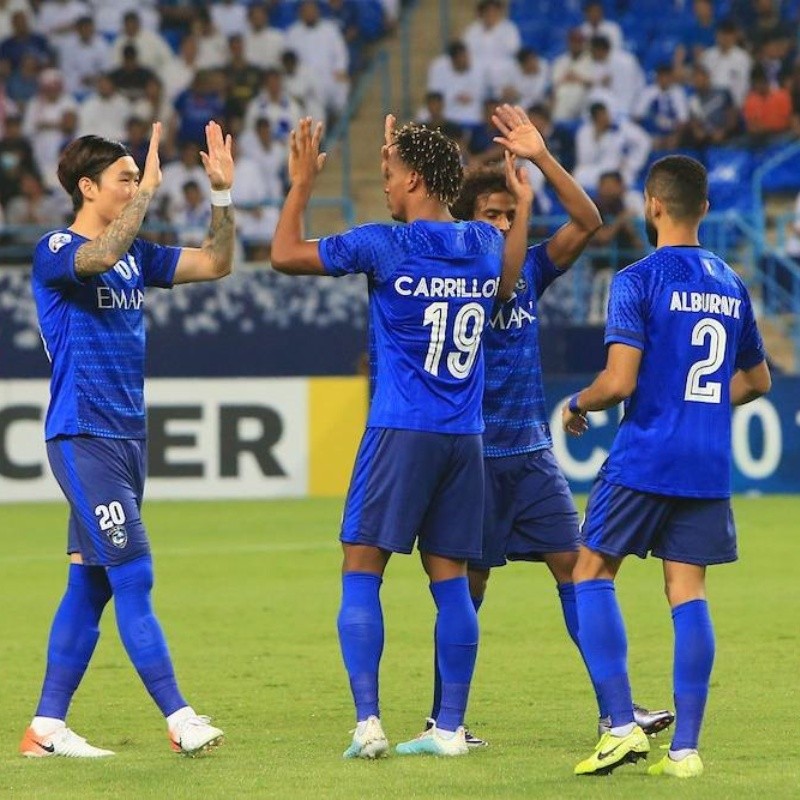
[74,190,153,278]
[200,205,235,274]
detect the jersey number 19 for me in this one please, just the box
[423,301,485,379]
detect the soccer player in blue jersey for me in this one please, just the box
[271,116,529,757]
[563,155,771,778]
[21,121,236,758]
[423,105,674,746]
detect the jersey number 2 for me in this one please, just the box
[423,302,485,379]
[684,317,727,404]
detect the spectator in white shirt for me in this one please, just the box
[633,63,690,149]
[462,0,521,76]
[580,1,623,51]
[586,34,645,118]
[91,0,158,39]
[191,7,229,70]
[112,10,174,74]
[76,73,129,139]
[244,3,286,70]
[245,68,302,142]
[58,15,110,99]
[701,19,752,107]
[427,40,487,129]
[281,49,324,122]
[23,69,78,188]
[171,179,212,247]
[285,0,349,116]
[210,0,249,38]
[239,117,287,198]
[551,28,593,122]
[160,34,199,104]
[489,47,549,109]
[36,0,89,50]
[573,101,651,191]
[160,140,210,218]
[0,0,28,41]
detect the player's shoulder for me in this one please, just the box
[35,229,77,258]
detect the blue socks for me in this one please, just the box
[671,599,715,751]
[558,582,607,718]
[431,577,479,732]
[35,564,112,719]
[337,572,384,722]
[107,555,187,717]
[575,579,633,727]
[430,592,481,721]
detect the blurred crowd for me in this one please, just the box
[418,0,800,318]
[0,0,399,257]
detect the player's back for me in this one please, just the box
[319,219,503,434]
[603,246,765,498]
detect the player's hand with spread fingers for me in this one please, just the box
[200,121,234,191]
[381,113,397,162]
[492,104,548,162]
[139,121,163,194]
[562,404,588,436]
[288,117,327,188]
[503,150,533,208]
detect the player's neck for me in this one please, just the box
[69,209,111,240]
[656,224,701,249]
[405,199,454,224]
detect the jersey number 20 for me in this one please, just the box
[684,317,727,404]
[423,301,485,379]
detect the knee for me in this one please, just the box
[663,578,706,608]
[107,555,154,596]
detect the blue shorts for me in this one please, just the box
[47,435,151,567]
[581,477,737,565]
[341,428,484,560]
[469,448,580,571]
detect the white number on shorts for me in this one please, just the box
[423,301,485,380]
[95,501,126,530]
[684,317,727,404]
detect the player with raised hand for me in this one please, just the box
[423,104,674,745]
[21,120,236,758]
[271,115,528,758]
[564,156,770,778]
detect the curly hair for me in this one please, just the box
[449,165,509,221]
[392,122,463,207]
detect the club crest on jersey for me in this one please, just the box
[106,525,128,549]
[515,276,528,293]
[48,232,72,253]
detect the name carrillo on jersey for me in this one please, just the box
[97,254,144,310]
[393,275,499,298]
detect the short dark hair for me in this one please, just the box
[599,170,623,184]
[447,40,467,59]
[645,155,707,221]
[392,123,463,206]
[450,166,508,221]
[57,135,131,211]
[589,34,610,51]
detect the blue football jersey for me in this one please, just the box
[483,242,563,457]
[32,229,180,440]
[319,220,503,433]
[602,246,765,498]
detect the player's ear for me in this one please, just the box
[77,176,96,203]
[406,170,421,193]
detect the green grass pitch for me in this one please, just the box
[1,496,798,799]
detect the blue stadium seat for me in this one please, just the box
[705,147,755,213]
[356,1,386,41]
[759,143,800,193]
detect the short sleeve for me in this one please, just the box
[136,238,180,288]
[32,231,85,287]
[735,293,766,371]
[318,223,389,279]
[605,268,646,350]
[526,241,562,298]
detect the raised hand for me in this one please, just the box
[504,149,533,207]
[492,104,547,162]
[139,121,162,193]
[200,120,234,190]
[288,117,327,187]
[381,113,397,161]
